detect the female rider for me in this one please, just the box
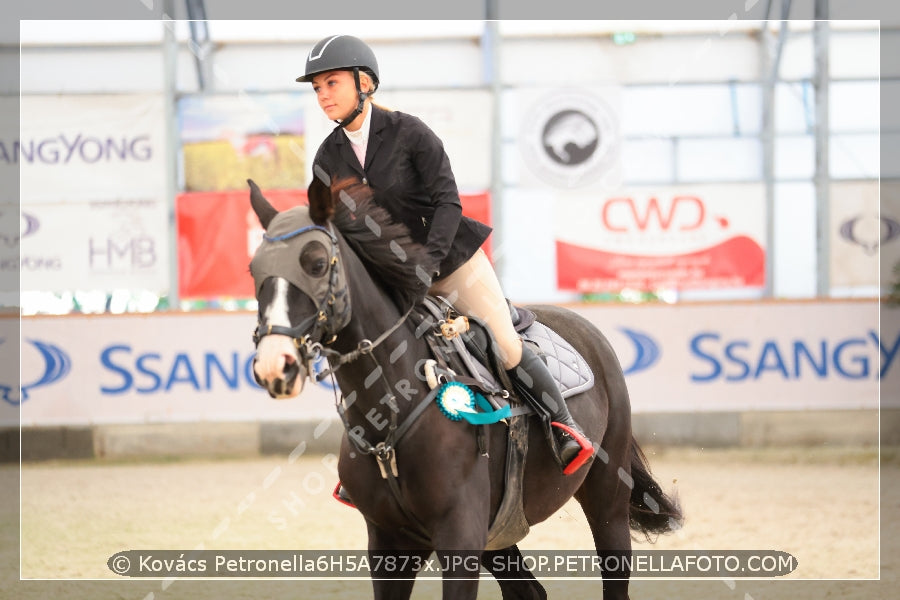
[297,34,593,475]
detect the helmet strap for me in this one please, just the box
[337,67,368,129]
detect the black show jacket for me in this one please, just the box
[311,105,492,279]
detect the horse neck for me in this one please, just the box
[329,236,430,434]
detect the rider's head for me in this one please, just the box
[297,35,379,129]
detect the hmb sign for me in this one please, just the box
[89,236,157,271]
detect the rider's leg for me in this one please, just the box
[429,249,593,474]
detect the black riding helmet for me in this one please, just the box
[297,35,380,128]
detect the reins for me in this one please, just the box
[313,305,415,382]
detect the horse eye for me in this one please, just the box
[300,241,329,278]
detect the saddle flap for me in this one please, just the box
[520,320,595,399]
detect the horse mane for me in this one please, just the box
[329,178,430,311]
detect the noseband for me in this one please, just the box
[252,223,350,356]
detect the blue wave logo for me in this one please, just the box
[0,338,72,405]
[619,328,661,375]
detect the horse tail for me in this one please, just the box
[628,438,683,540]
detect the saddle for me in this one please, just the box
[415,295,595,550]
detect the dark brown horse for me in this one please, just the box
[248,175,682,599]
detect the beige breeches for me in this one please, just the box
[428,249,523,370]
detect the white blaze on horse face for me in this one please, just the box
[254,278,305,399]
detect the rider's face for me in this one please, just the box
[311,70,370,126]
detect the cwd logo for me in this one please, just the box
[618,328,661,375]
[0,338,71,405]
[602,195,729,233]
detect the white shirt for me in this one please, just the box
[342,104,372,168]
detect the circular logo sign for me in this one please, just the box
[519,89,619,188]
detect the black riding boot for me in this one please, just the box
[507,346,594,474]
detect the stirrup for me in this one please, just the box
[333,482,357,508]
[551,421,594,475]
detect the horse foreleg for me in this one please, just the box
[481,545,547,600]
[428,508,488,600]
[367,523,429,600]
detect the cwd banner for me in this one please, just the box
[176,188,493,299]
[556,183,766,293]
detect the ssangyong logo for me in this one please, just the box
[519,89,619,188]
[839,214,900,255]
[618,328,661,375]
[0,338,71,405]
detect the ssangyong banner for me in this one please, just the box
[16,300,889,426]
[20,199,169,294]
[830,180,896,291]
[556,183,766,292]
[20,94,166,202]
[579,300,886,412]
[17,94,169,294]
[19,312,338,426]
[177,189,492,300]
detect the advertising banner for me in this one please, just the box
[370,90,493,190]
[0,314,18,426]
[581,300,885,412]
[177,189,492,299]
[178,93,307,192]
[18,312,338,426]
[515,86,623,191]
[16,94,170,294]
[16,300,888,426]
[20,199,169,293]
[177,188,307,299]
[830,180,887,289]
[20,94,166,202]
[885,181,900,295]
[556,183,766,292]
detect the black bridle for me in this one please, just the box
[252,223,347,373]
[252,221,412,382]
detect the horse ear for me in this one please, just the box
[248,179,278,229]
[307,173,335,225]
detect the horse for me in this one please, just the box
[247,174,682,600]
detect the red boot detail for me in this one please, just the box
[551,421,595,475]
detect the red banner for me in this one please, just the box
[554,184,766,293]
[557,236,765,292]
[177,189,491,299]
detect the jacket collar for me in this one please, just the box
[334,104,385,174]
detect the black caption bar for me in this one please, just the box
[108,550,798,579]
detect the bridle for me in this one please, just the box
[252,221,412,383]
[252,223,348,374]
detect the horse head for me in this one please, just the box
[247,176,350,399]
[247,173,430,400]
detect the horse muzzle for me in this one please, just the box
[253,335,308,399]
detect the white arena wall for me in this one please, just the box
[7,299,896,459]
